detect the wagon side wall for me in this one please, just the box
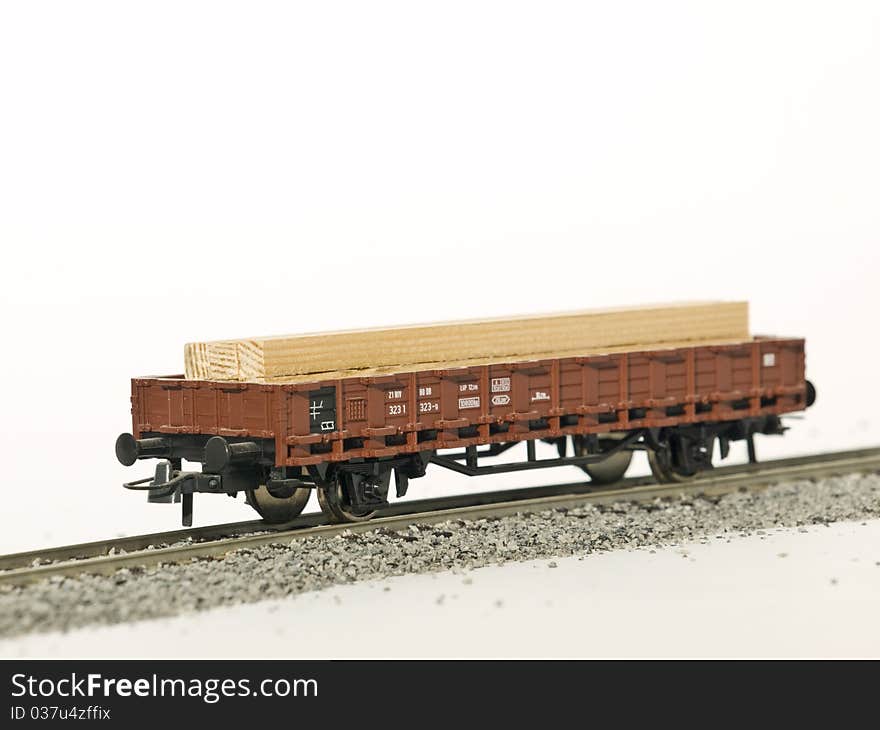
[132,338,807,468]
[131,378,277,441]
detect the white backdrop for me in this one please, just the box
[1,1,878,553]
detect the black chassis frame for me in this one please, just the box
[121,414,784,525]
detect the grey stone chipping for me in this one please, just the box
[0,471,878,638]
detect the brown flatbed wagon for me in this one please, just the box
[117,334,814,525]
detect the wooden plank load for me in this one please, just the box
[184,301,749,383]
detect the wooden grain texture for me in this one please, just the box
[255,335,755,385]
[184,301,749,382]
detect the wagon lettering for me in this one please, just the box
[491,394,510,406]
[458,396,480,410]
[307,386,337,435]
[491,377,511,393]
[531,391,550,402]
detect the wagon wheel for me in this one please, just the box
[573,436,633,485]
[648,449,695,483]
[584,450,633,484]
[317,479,377,523]
[648,434,714,483]
[246,484,311,524]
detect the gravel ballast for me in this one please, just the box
[1,472,879,638]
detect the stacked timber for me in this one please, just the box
[184,301,749,383]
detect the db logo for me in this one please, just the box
[491,394,510,406]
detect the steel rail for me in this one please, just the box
[1,447,878,588]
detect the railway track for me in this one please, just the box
[2,447,878,589]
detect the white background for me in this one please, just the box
[1,1,878,553]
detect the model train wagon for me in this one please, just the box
[117,334,815,525]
